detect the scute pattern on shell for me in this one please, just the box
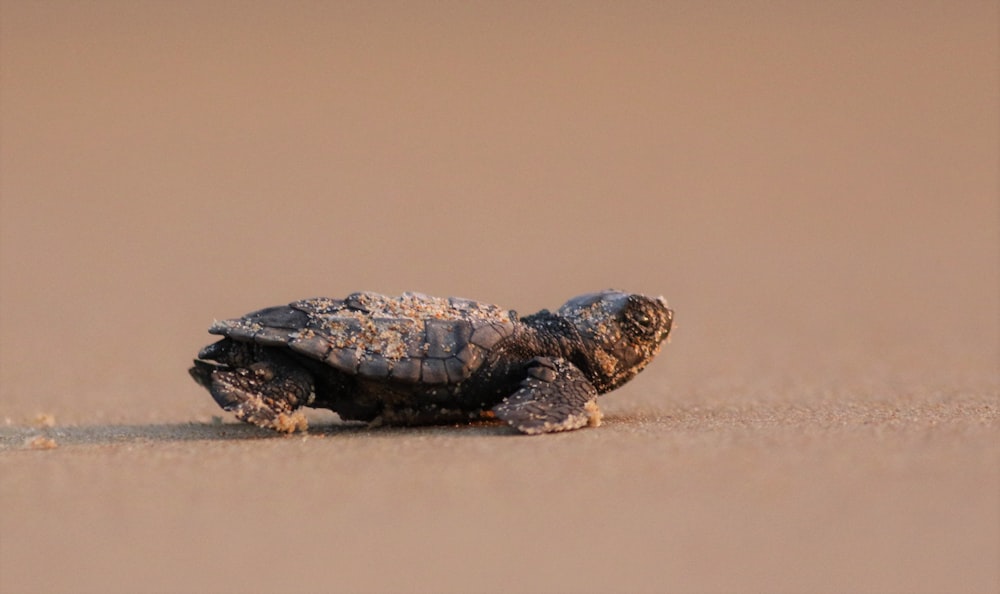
[211,292,517,385]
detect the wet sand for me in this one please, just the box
[1,2,997,592]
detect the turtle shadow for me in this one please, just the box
[0,419,517,451]
[0,422,297,450]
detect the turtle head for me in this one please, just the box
[557,290,673,393]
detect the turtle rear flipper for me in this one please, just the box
[191,359,314,433]
[493,357,602,435]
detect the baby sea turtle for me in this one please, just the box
[189,290,673,435]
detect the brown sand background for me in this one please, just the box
[1,2,998,593]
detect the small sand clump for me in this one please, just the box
[26,436,58,450]
[33,413,56,428]
[273,411,308,433]
[585,400,603,427]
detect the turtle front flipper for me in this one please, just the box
[492,357,602,435]
[189,356,314,433]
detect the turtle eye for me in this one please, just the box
[624,295,657,335]
[628,310,655,334]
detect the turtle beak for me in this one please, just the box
[660,302,674,343]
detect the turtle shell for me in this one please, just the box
[207,292,517,385]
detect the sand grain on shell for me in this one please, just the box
[299,292,513,361]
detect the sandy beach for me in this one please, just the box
[1,2,997,592]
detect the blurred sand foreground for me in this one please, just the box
[1,2,997,593]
